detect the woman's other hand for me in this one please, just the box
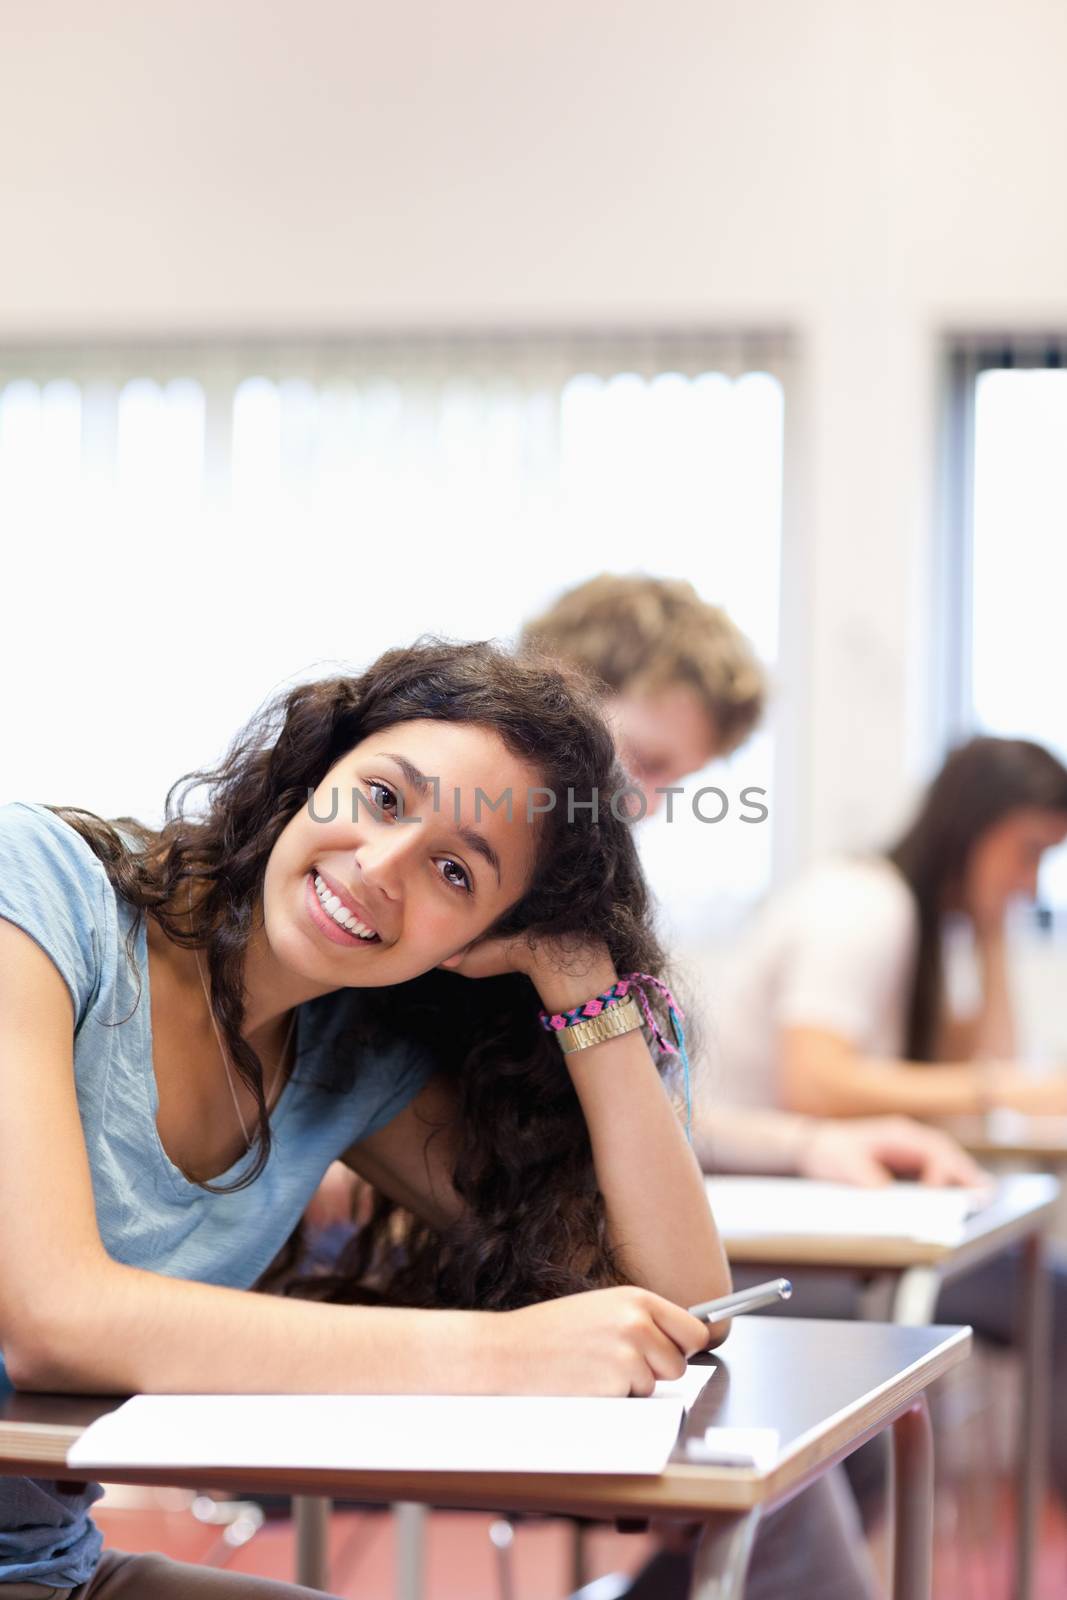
[438,932,611,989]
[436,932,538,980]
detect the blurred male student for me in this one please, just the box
[518,573,987,1189]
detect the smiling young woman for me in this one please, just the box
[0,638,729,1599]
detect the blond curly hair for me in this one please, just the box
[518,573,766,757]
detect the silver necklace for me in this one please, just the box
[188,888,297,1150]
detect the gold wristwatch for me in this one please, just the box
[555,995,644,1055]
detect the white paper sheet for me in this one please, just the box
[705,1176,988,1246]
[651,1363,716,1410]
[66,1366,715,1478]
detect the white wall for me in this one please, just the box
[4,0,1067,862]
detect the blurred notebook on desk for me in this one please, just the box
[67,1366,715,1478]
[705,1176,989,1246]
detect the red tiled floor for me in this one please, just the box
[931,1491,1067,1600]
[95,1499,652,1599]
[95,1484,1067,1598]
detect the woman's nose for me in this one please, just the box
[354,827,418,898]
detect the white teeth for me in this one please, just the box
[312,873,378,940]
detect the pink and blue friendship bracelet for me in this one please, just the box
[539,972,693,1142]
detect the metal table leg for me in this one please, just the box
[891,1398,934,1600]
[889,1266,942,1327]
[293,1495,331,1591]
[856,1271,898,1323]
[489,1518,516,1600]
[856,1266,939,1595]
[568,1520,589,1592]
[1016,1230,1050,1600]
[889,1243,1049,1600]
[688,1509,760,1600]
[857,1265,942,1328]
[395,1500,428,1600]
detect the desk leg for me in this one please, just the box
[394,1500,428,1600]
[857,1266,941,1327]
[856,1267,939,1596]
[568,1520,589,1592]
[1016,1229,1050,1600]
[293,1495,331,1591]
[892,1399,934,1600]
[889,1266,942,1327]
[856,1271,897,1323]
[689,1509,760,1600]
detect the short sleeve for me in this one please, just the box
[354,1037,438,1141]
[776,861,918,1044]
[0,802,108,1028]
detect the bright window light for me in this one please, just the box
[0,342,787,927]
[972,367,1067,906]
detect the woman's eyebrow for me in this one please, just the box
[453,825,501,885]
[374,751,502,884]
[376,751,433,800]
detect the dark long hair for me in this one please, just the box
[887,736,1067,1060]
[49,639,688,1310]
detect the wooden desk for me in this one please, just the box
[719,1173,1058,1600]
[0,1319,969,1600]
[944,1114,1067,1169]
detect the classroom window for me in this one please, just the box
[0,333,789,929]
[945,340,1067,909]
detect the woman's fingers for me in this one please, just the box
[642,1291,712,1359]
[501,1285,716,1396]
[642,1319,692,1386]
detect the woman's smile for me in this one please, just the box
[313,865,383,936]
[304,870,383,947]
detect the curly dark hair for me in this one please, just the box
[49,638,690,1311]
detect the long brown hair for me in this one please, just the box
[49,639,688,1309]
[887,736,1067,1060]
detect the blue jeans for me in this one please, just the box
[0,1550,336,1598]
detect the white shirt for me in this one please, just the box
[701,856,920,1109]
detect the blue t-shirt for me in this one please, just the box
[0,802,435,1585]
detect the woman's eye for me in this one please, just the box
[436,857,473,894]
[367,780,398,816]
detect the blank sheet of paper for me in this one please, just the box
[705,1177,987,1245]
[652,1364,716,1409]
[66,1367,715,1478]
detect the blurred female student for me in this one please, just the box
[704,732,1067,1514]
[709,735,1067,1122]
[0,640,725,1599]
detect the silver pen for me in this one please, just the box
[688,1276,793,1326]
